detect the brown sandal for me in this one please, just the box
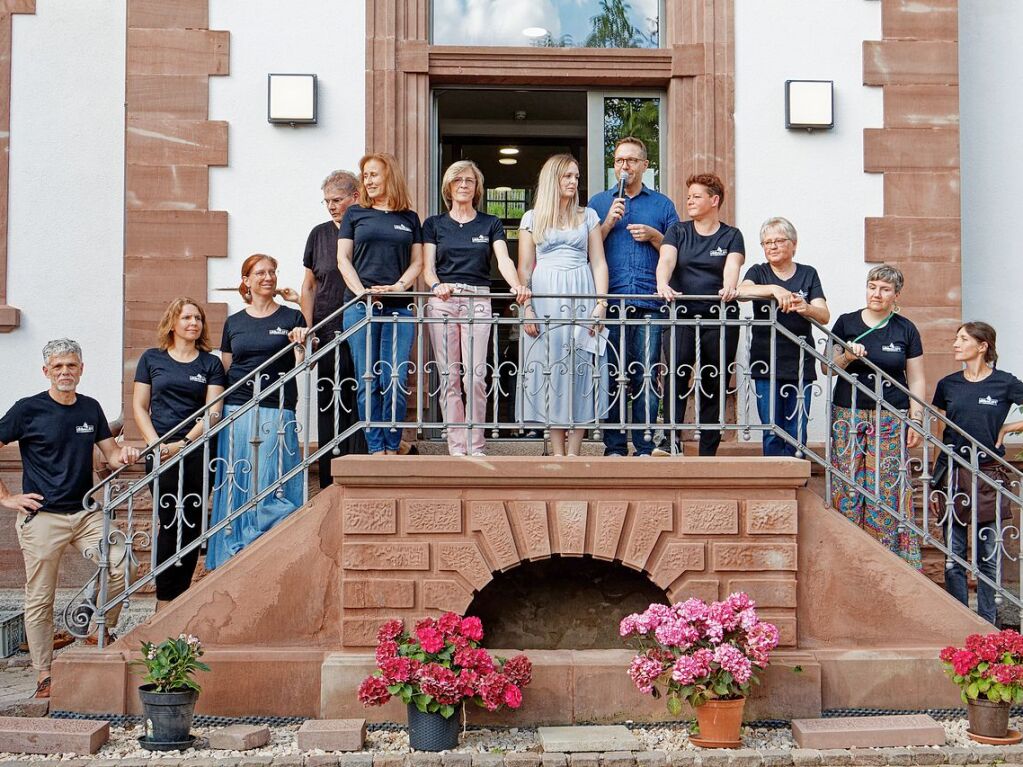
[33,677,51,699]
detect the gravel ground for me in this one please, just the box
[0,716,1019,761]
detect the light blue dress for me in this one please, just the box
[519,207,610,425]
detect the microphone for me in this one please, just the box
[617,171,630,199]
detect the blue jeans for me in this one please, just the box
[945,520,998,624]
[343,303,414,454]
[754,378,811,458]
[602,306,663,456]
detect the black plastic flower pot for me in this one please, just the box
[138,685,198,744]
[407,703,460,751]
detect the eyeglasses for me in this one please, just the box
[250,269,277,278]
[761,238,791,249]
[452,176,477,187]
[613,157,646,166]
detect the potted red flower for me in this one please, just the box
[358,613,532,751]
[621,593,780,748]
[940,629,1023,742]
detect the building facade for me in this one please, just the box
[0,0,1016,442]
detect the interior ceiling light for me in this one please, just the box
[499,147,520,155]
[499,158,518,165]
[493,186,513,193]
[522,27,548,38]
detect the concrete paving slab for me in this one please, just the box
[0,716,109,754]
[296,719,366,752]
[207,724,271,751]
[791,715,945,750]
[539,726,641,753]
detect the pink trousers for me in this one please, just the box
[427,293,493,455]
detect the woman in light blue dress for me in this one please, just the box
[518,154,610,456]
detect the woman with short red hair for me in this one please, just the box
[206,254,308,569]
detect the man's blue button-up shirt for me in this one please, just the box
[588,184,679,309]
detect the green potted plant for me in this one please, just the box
[621,593,780,748]
[131,634,210,750]
[940,630,1023,743]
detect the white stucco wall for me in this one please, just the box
[207,0,366,315]
[960,1,1023,376]
[4,0,125,416]
[734,0,883,439]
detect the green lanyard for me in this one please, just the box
[851,311,894,344]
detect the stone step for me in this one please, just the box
[538,725,641,753]
[296,719,366,752]
[791,714,946,749]
[0,715,109,754]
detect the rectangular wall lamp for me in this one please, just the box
[785,80,834,131]
[267,73,317,125]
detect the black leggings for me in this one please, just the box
[671,307,739,456]
[146,450,208,601]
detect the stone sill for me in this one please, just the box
[21,744,1022,766]
[0,304,20,331]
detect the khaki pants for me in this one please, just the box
[16,509,130,672]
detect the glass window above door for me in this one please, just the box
[432,0,660,48]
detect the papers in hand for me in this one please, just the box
[572,323,609,356]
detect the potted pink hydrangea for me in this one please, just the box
[940,629,1023,742]
[620,593,780,747]
[359,613,532,751]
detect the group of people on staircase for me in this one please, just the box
[3,138,1023,703]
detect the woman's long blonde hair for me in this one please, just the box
[528,154,584,244]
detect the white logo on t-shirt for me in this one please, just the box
[393,224,412,232]
[978,395,999,406]
[881,343,902,353]
[268,327,289,336]
[709,247,727,257]
[75,422,94,434]
[189,373,207,384]
[795,289,808,299]
[471,235,489,244]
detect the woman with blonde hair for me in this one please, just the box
[518,153,609,456]
[133,297,225,606]
[423,160,530,456]
[337,152,424,454]
[207,254,308,569]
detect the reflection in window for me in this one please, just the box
[603,97,660,190]
[433,0,659,49]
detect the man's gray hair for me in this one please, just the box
[866,264,905,294]
[321,170,358,195]
[42,338,83,364]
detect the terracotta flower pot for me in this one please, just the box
[694,697,746,745]
[967,698,1010,738]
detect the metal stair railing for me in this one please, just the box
[71,292,1023,645]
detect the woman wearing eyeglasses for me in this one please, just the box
[739,217,829,457]
[828,264,925,569]
[206,254,309,570]
[422,160,530,457]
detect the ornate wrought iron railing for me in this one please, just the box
[70,292,1023,645]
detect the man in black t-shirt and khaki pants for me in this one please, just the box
[0,339,140,698]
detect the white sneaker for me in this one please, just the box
[450,450,467,457]
[471,451,487,457]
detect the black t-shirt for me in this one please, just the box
[222,306,306,410]
[338,206,423,305]
[745,262,826,382]
[831,311,923,410]
[304,220,346,332]
[423,212,505,286]
[0,391,112,513]
[134,348,226,440]
[933,369,1023,462]
[662,220,745,314]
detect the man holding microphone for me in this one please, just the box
[588,137,679,456]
